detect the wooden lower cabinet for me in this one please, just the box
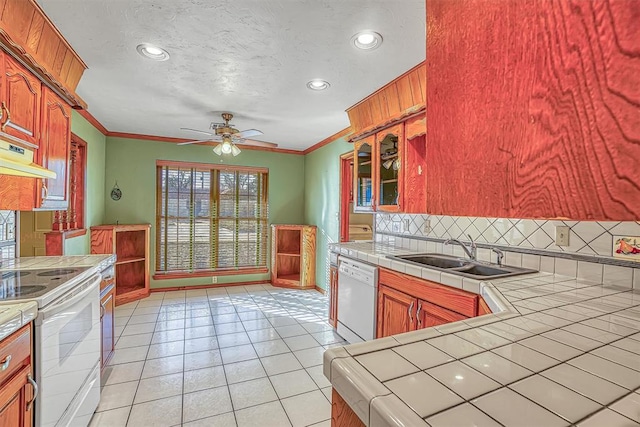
[331,388,365,427]
[417,299,467,328]
[377,285,417,338]
[377,268,481,338]
[329,266,338,328]
[100,284,116,369]
[0,325,34,427]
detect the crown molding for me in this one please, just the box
[303,126,353,155]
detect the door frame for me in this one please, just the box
[339,151,354,243]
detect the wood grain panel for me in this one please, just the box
[331,388,365,427]
[90,228,114,254]
[347,62,426,139]
[24,11,44,52]
[426,0,640,220]
[4,55,41,145]
[0,176,35,210]
[2,0,34,46]
[379,268,478,317]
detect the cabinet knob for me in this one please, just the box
[0,354,11,371]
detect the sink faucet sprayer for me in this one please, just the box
[444,234,477,261]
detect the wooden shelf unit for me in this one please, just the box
[91,224,151,305]
[271,225,316,289]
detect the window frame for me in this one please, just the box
[153,160,269,279]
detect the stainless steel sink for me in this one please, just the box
[387,253,536,280]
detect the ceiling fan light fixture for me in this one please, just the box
[352,31,382,50]
[307,79,330,91]
[231,144,241,156]
[136,43,170,61]
[221,140,233,154]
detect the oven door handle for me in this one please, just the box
[39,274,101,318]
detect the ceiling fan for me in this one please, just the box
[178,112,277,156]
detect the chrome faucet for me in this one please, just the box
[491,248,504,266]
[444,234,477,261]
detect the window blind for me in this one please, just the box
[156,162,268,274]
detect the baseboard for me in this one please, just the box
[314,286,326,295]
[150,280,271,292]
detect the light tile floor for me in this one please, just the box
[90,284,345,427]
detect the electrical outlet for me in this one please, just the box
[211,276,218,284]
[423,219,431,234]
[555,226,570,246]
[403,219,410,232]
[391,221,401,233]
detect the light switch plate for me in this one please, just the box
[402,219,410,232]
[211,277,218,284]
[555,226,570,246]
[613,235,640,262]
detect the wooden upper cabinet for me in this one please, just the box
[353,137,374,212]
[1,54,41,146]
[37,87,71,210]
[375,124,404,212]
[377,284,416,339]
[426,0,640,220]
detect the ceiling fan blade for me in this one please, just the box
[237,138,279,148]
[180,127,215,136]
[236,129,263,138]
[177,138,215,146]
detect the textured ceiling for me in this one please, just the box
[39,0,425,150]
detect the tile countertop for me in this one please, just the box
[0,254,116,272]
[324,241,640,427]
[0,302,38,341]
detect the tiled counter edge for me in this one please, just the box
[0,301,38,341]
[324,241,640,427]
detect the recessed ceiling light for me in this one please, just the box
[307,79,330,91]
[352,31,383,50]
[136,43,170,61]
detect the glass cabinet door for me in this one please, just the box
[376,124,403,211]
[353,138,374,211]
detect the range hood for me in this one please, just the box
[0,138,56,179]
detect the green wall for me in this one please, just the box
[104,137,305,289]
[63,110,106,254]
[303,137,352,290]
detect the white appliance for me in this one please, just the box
[0,138,56,178]
[337,257,378,343]
[0,266,102,427]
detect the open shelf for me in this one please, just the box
[277,252,301,257]
[91,224,151,306]
[116,256,146,265]
[276,273,301,282]
[271,225,316,289]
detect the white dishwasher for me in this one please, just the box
[337,257,378,343]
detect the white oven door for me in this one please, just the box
[35,273,101,427]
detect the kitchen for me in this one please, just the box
[0,0,639,426]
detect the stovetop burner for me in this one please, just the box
[36,269,78,277]
[0,285,47,299]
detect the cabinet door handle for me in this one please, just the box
[42,182,49,200]
[0,354,11,371]
[0,102,9,131]
[26,373,38,410]
[416,302,422,326]
[408,301,414,322]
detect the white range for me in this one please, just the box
[0,255,114,427]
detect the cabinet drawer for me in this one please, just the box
[0,324,31,386]
[379,268,478,317]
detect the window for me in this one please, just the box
[0,210,16,260]
[155,161,269,276]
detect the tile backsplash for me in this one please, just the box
[375,214,640,259]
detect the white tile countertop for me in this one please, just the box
[324,242,640,426]
[0,301,38,341]
[0,254,116,271]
